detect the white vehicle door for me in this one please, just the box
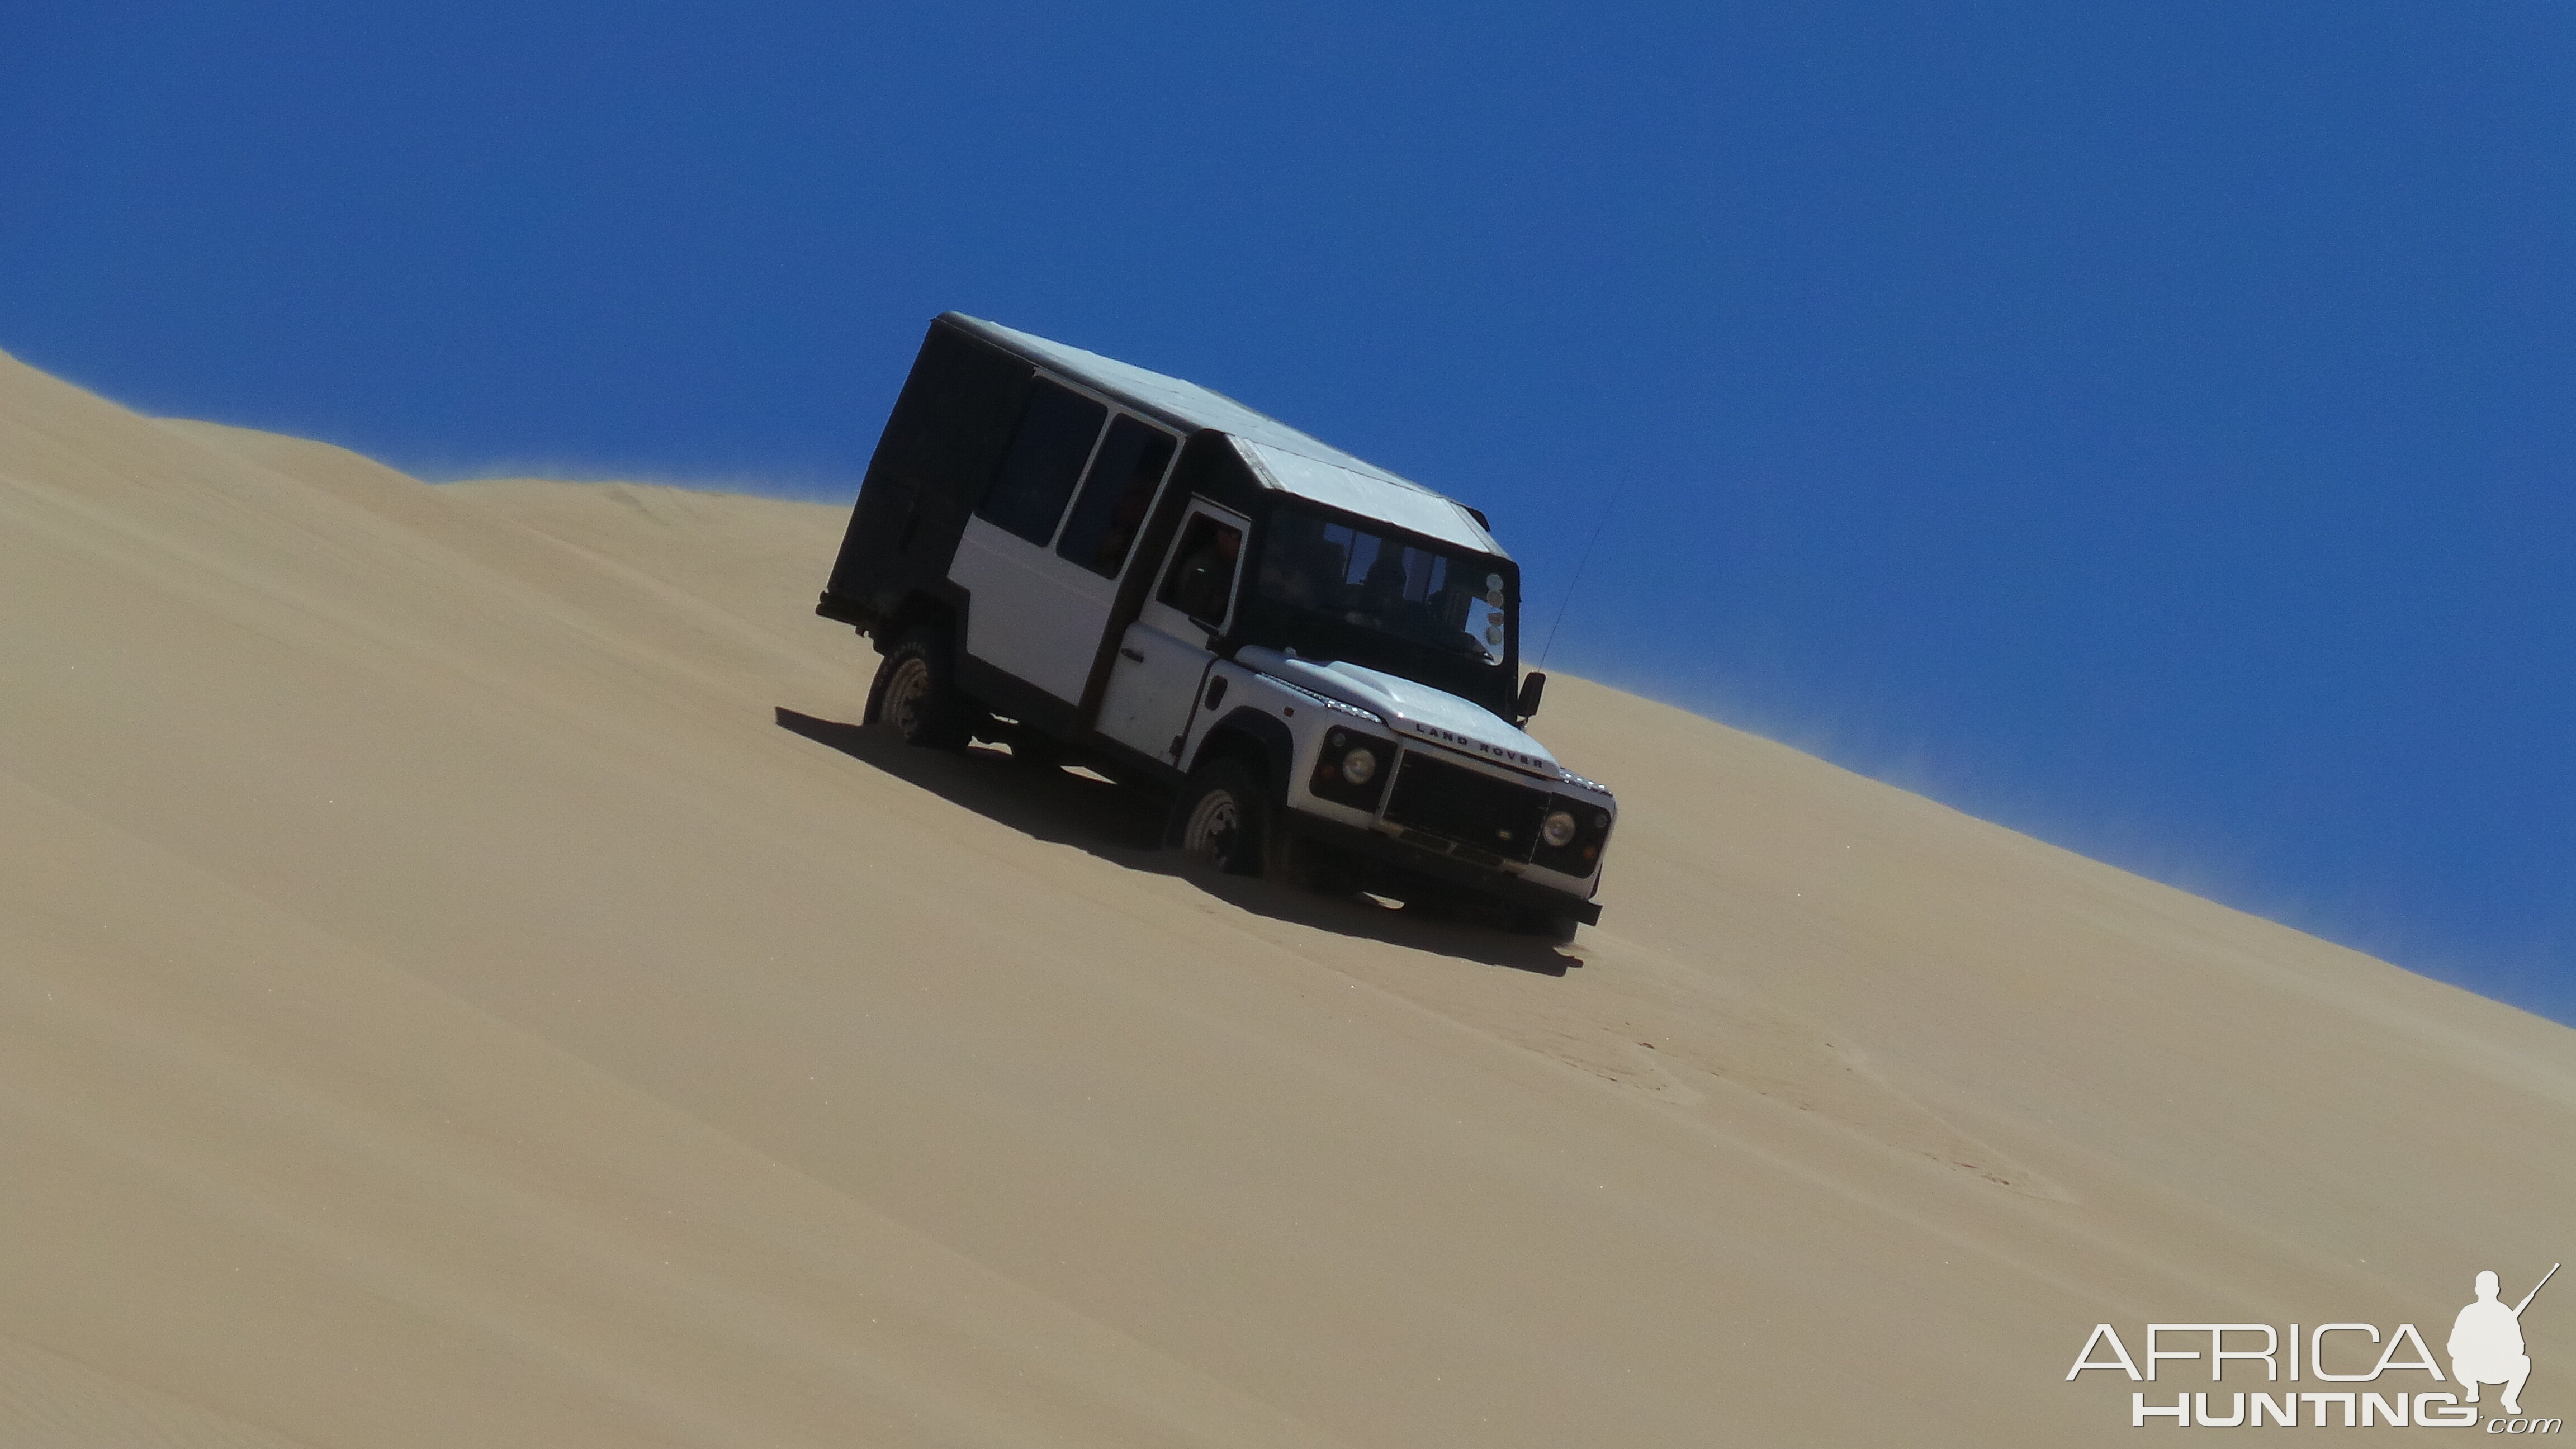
[1096,499,1250,765]
[948,378,1179,704]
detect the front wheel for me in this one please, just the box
[1174,759,1270,875]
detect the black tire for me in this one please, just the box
[1173,758,1271,875]
[866,626,972,750]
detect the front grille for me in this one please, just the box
[1384,752,1550,863]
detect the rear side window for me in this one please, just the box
[1157,513,1243,626]
[978,380,1106,546]
[1056,416,1177,578]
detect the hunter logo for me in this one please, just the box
[2457,1266,2555,1418]
[2066,1263,2559,1430]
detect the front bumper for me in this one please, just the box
[1280,811,1606,925]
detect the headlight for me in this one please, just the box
[1341,745,1379,785]
[1310,733,1393,807]
[1541,809,1579,848]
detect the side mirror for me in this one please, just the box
[1514,671,1546,724]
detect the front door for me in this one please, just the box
[1096,499,1250,765]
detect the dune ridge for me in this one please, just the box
[2,347,2565,1445]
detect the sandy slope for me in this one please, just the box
[1,348,2566,1446]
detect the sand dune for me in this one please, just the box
[2,347,2566,1445]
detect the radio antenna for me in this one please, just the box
[1538,471,1627,670]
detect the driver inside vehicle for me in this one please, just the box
[1252,510,1508,666]
[1159,516,1242,623]
[1352,557,1407,626]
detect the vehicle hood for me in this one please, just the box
[1236,646,1561,778]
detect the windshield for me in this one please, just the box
[1246,506,1516,708]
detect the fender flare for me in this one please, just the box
[1192,707,1297,808]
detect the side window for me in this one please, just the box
[977,379,1106,546]
[1055,416,1176,578]
[1157,513,1244,626]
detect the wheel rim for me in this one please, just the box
[883,656,931,736]
[1182,788,1240,864]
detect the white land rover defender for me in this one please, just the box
[817,314,1614,936]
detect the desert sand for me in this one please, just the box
[1,346,2567,1446]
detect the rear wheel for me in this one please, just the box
[1175,759,1269,875]
[868,627,972,750]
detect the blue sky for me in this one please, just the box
[4,2,2569,1020]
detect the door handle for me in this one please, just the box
[1120,647,1145,662]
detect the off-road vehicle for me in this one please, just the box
[818,314,1614,935]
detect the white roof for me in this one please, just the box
[1229,439,1496,553]
[949,314,1506,557]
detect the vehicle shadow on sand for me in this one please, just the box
[776,707,1580,977]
